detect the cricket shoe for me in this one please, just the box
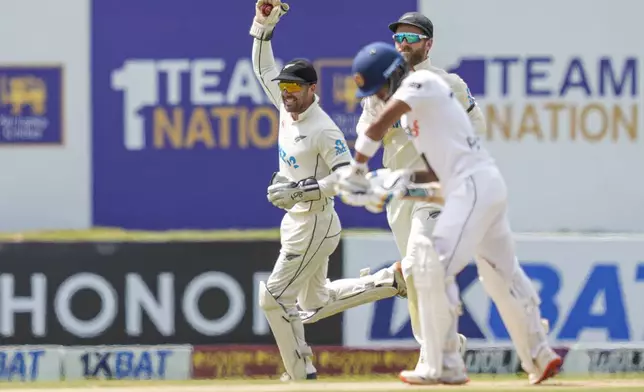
[439,366,470,385]
[279,372,317,382]
[528,347,562,385]
[392,261,407,298]
[399,367,469,386]
[398,370,440,385]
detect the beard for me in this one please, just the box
[400,48,425,67]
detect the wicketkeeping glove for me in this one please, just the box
[267,176,321,210]
[250,0,290,41]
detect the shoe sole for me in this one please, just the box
[440,376,470,385]
[531,357,563,385]
[398,373,439,385]
[399,373,469,385]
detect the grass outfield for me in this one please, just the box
[1,228,642,242]
[0,228,391,242]
[2,374,644,391]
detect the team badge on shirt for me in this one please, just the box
[335,139,348,155]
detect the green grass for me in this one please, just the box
[1,227,639,243]
[1,374,644,390]
[0,227,392,242]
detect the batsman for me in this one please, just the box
[354,11,550,378]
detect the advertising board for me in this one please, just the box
[0,241,343,345]
[343,233,644,348]
[419,0,644,232]
[91,0,417,230]
[0,0,90,231]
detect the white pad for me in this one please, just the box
[300,266,399,324]
[476,257,548,374]
[258,281,310,380]
[411,236,459,379]
[301,286,397,324]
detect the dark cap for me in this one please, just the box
[271,59,318,84]
[388,12,433,38]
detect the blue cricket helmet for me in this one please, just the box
[351,42,406,98]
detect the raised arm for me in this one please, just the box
[249,0,289,108]
[252,40,282,108]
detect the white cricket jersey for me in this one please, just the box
[356,58,486,172]
[252,39,352,214]
[392,70,495,195]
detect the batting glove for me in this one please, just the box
[335,161,371,206]
[362,169,413,214]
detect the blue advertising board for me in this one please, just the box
[0,65,63,145]
[92,0,416,229]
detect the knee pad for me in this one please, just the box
[411,236,443,283]
[409,236,461,378]
[258,282,310,380]
[258,282,280,311]
[403,234,440,278]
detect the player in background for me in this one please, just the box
[337,41,561,385]
[250,0,407,381]
[356,12,549,376]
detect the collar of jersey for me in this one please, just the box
[290,94,320,123]
[411,57,432,72]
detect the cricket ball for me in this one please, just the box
[261,3,273,16]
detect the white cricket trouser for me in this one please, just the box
[266,208,342,310]
[433,166,515,280]
[429,166,550,374]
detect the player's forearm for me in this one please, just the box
[318,171,340,197]
[252,38,276,72]
[353,100,410,164]
[252,39,281,107]
[411,169,438,184]
[353,124,386,163]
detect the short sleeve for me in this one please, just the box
[391,72,434,111]
[317,128,352,171]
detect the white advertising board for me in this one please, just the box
[562,343,644,374]
[0,345,62,381]
[416,0,644,232]
[0,0,90,231]
[343,233,644,348]
[62,345,192,380]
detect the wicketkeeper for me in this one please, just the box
[249,0,408,381]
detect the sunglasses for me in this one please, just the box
[278,81,306,93]
[392,32,429,44]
